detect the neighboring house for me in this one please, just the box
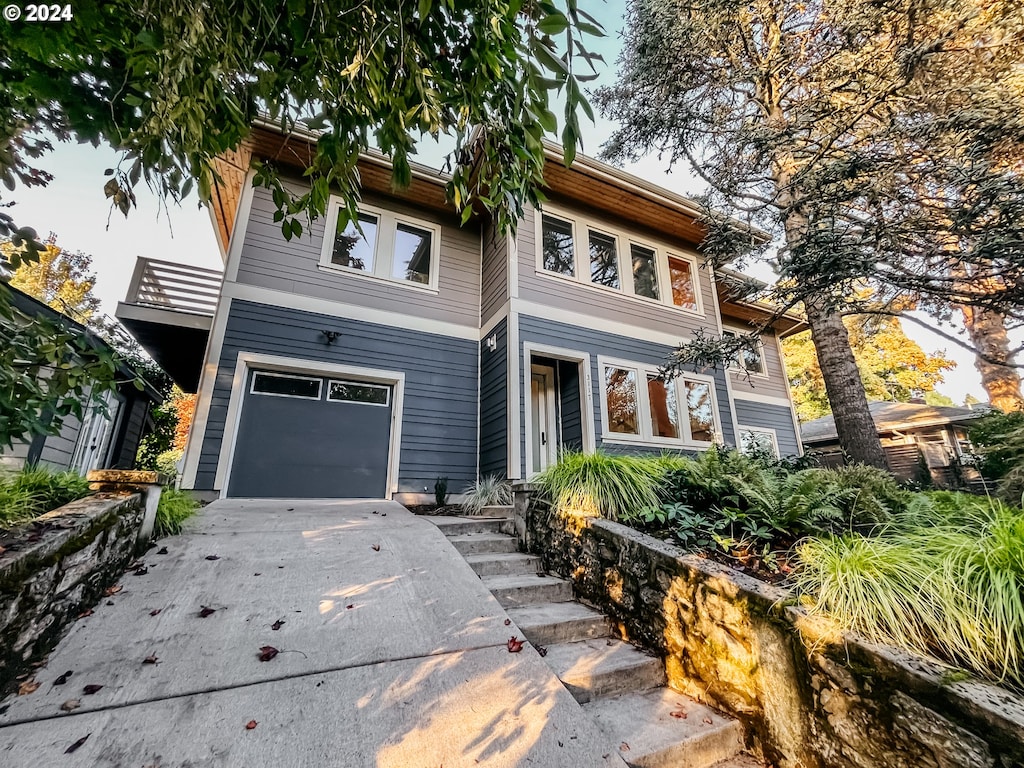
[800,400,990,488]
[0,287,162,474]
[116,123,803,502]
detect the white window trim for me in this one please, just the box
[250,371,324,400]
[722,327,769,379]
[535,203,705,318]
[215,352,405,499]
[597,355,721,449]
[326,378,391,407]
[318,196,441,293]
[737,426,780,457]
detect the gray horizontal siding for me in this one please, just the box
[481,218,507,326]
[195,299,478,494]
[733,400,800,457]
[38,413,84,470]
[725,329,792,400]
[479,317,507,477]
[518,314,737,474]
[517,203,720,340]
[235,184,482,329]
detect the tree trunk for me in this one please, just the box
[960,304,1024,412]
[804,295,889,467]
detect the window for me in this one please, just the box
[722,330,766,375]
[331,212,378,271]
[605,367,639,434]
[588,230,620,289]
[542,215,575,276]
[251,372,322,400]
[739,428,779,457]
[327,380,390,406]
[668,256,697,311]
[630,244,660,300]
[321,199,440,289]
[600,359,719,446]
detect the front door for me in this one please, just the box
[530,364,557,474]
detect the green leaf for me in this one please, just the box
[536,13,569,35]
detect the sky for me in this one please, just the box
[3,2,1006,407]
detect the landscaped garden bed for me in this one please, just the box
[521,448,1024,767]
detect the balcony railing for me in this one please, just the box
[125,257,222,317]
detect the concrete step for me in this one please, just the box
[709,756,764,768]
[430,516,509,536]
[480,504,514,518]
[464,552,542,577]
[584,688,745,768]
[506,601,612,645]
[483,573,573,608]
[543,638,667,704]
[448,533,518,555]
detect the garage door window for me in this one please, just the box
[251,372,322,399]
[327,380,390,406]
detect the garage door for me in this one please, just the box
[227,370,393,498]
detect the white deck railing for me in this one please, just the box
[125,258,222,316]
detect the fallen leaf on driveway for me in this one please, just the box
[134,566,149,575]
[620,742,630,752]
[77,609,93,619]
[245,720,258,730]
[205,555,220,561]
[149,609,162,617]
[371,544,380,552]
[64,734,90,754]
[54,670,73,686]
[271,620,285,630]
[703,717,713,725]
[258,646,279,662]
[670,710,687,719]
[82,685,103,695]
[60,699,80,712]
[198,606,216,618]
[157,547,168,555]
[504,619,511,626]
[346,604,354,610]
[507,636,524,653]
[535,645,548,657]
[17,680,40,696]
[142,654,159,665]
[104,584,122,596]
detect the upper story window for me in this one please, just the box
[722,329,766,376]
[738,427,779,457]
[599,357,720,447]
[320,198,440,291]
[536,205,703,316]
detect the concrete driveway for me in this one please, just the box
[0,499,627,767]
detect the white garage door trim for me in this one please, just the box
[215,352,406,499]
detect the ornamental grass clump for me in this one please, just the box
[534,450,669,521]
[461,475,513,515]
[0,466,91,527]
[796,492,1024,690]
[154,487,200,537]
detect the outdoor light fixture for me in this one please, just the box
[321,330,342,345]
[485,333,497,352]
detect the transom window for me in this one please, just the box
[320,198,440,290]
[536,206,702,315]
[327,380,391,406]
[599,358,720,446]
[251,372,322,400]
[722,330,766,376]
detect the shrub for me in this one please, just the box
[0,466,91,527]
[155,449,183,479]
[796,493,1024,690]
[154,487,199,537]
[461,475,513,515]
[535,450,668,521]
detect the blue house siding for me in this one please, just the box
[518,314,737,472]
[195,299,478,493]
[479,317,508,477]
[733,399,801,457]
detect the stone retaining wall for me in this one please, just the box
[0,494,146,695]
[518,491,1024,768]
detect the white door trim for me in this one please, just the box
[528,364,558,475]
[215,352,405,499]
[522,343,595,479]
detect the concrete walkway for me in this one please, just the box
[0,500,628,767]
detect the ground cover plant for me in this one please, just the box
[154,487,200,537]
[536,448,1024,689]
[0,465,91,527]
